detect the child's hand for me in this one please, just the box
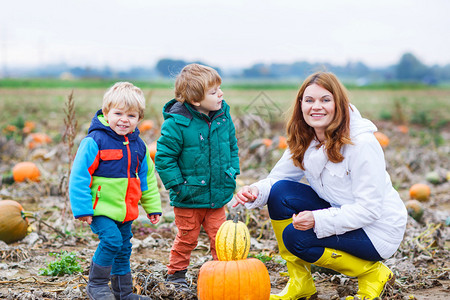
[77,216,92,225]
[232,185,259,207]
[148,214,160,224]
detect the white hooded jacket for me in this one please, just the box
[246,105,407,259]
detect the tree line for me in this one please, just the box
[4,52,450,85]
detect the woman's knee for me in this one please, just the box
[267,180,296,219]
[282,225,317,258]
[268,180,291,204]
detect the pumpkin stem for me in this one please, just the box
[21,211,36,219]
[233,212,240,223]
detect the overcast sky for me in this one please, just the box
[1,0,449,70]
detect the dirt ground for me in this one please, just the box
[0,119,449,299]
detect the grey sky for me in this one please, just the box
[1,0,449,70]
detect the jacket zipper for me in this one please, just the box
[136,156,140,178]
[201,112,224,207]
[123,136,131,222]
[123,136,131,179]
[93,185,101,209]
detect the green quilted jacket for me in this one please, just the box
[155,99,240,208]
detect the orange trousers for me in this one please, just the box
[167,206,226,274]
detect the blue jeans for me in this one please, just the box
[89,216,133,275]
[268,180,383,263]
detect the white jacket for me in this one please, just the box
[246,105,407,259]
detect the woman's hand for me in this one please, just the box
[292,211,315,230]
[78,216,93,225]
[232,185,259,207]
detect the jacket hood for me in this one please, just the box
[349,104,377,138]
[88,109,141,141]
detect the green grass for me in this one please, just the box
[39,250,83,276]
[0,81,449,138]
[1,78,449,90]
[0,78,173,89]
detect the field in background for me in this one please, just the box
[1,82,449,141]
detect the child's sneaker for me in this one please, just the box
[166,269,190,292]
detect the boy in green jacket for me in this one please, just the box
[155,63,240,289]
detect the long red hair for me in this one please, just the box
[286,72,352,169]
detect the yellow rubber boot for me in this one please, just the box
[314,248,395,300]
[270,218,317,300]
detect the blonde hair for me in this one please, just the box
[174,64,222,104]
[287,72,352,169]
[102,82,146,119]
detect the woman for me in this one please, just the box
[234,72,407,300]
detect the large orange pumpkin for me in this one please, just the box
[409,183,431,202]
[0,200,30,244]
[197,258,271,300]
[374,131,389,148]
[215,214,250,261]
[12,162,41,182]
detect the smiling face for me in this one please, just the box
[301,83,336,142]
[105,107,140,136]
[192,85,224,115]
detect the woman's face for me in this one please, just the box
[301,83,336,141]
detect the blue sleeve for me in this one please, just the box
[69,137,99,218]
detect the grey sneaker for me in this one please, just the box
[165,269,190,292]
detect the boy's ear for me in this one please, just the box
[191,101,201,107]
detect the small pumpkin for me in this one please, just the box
[277,136,287,149]
[3,125,18,134]
[12,161,41,182]
[0,200,30,244]
[405,200,424,222]
[197,258,271,300]
[262,138,273,147]
[425,171,443,184]
[138,120,154,132]
[397,125,409,134]
[249,139,271,150]
[148,141,157,162]
[409,183,431,202]
[23,121,36,134]
[215,214,250,261]
[374,131,389,148]
[26,132,52,149]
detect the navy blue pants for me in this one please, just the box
[90,216,133,275]
[267,180,383,263]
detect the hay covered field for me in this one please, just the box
[0,83,449,299]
